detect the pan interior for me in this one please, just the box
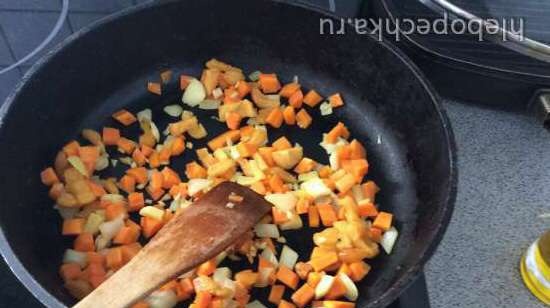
[0,1,454,307]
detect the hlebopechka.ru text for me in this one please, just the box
[320,13,525,42]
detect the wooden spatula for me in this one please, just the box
[74,182,272,308]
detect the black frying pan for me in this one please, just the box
[0,0,457,307]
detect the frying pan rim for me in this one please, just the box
[0,0,457,307]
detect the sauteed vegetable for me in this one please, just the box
[41,59,398,308]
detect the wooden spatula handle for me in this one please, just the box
[73,182,271,308]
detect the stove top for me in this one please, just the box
[0,1,429,307]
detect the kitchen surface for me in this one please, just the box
[0,1,548,307]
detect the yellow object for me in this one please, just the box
[520,237,550,305]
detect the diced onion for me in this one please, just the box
[163,105,183,117]
[339,272,358,300]
[146,290,178,308]
[280,213,303,231]
[329,152,339,170]
[248,71,261,82]
[95,235,110,251]
[95,155,109,171]
[301,178,332,198]
[139,206,165,221]
[67,156,88,176]
[298,171,319,183]
[150,121,161,142]
[188,179,212,196]
[213,267,232,283]
[55,205,79,220]
[215,251,228,265]
[98,217,124,241]
[279,245,298,269]
[320,101,333,116]
[182,78,206,107]
[63,249,88,268]
[236,175,258,186]
[254,224,280,239]
[246,300,267,308]
[260,247,279,267]
[84,212,105,235]
[381,226,399,254]
[199,99,221,110]
[255,267,274,288]
[264,193,297,212]
[101,194,125,204]
[351,185,365,203]
[137,109,152,122]
[315,274,335,299]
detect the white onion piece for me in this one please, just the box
[315,274,335,299]
[339,272,358,300]
[246,300,267,308]
[381,227,399,254]
[188,179,212,196]
[56,206,79,220]
[150,121,160,142]
[320,101,333,116]
[63,249,88,268]
[137,109,152,122]
[301,178,331,198]
[215,251,227,265]
[98,216,124,241]
[264,193,297,212]
[298,171,319,183]
[199,99,221,110]
[260,247,278,267]
[255,267,274,288]
[280,213,303,231]
[279,245,298,269]
[329,152,339,170]
[67,156,88,176]
[351,185,365,203]
[163,105,183,117]
[146,290,178,308]
[95,235,111,251]
[254,224,280,239]
[213,267,232,283]
[182,79,206,107]
[101,194,125,203]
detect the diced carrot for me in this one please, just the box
[269,174,286,193]
[279,300,297,308]
[59,263,82,281]
[158,146,172,165]
[226,111,242,130]
[102,127,120,146]
[362,181,380,202]
[117,137,136,155]
[186,161,207,179]
[250,181,267,195]
[171,136,186,156]
[105,202,126,220]
[259,73,282,94]
[369,227,383,242]
[348,262,370,282]
[341,159,369,182]
[140,216,163,238]
[112,109,137,126]
[49,182,65,200]
[120,243,142,263]
[323,301,356,308]
[296,197,311,215]
[74,233,95,252]
[180,75,193,90]
[41,167,59,186]
[87,262,106,288]
[309,250,339,272]
[276,266,299,290]
[258,147,275,166]
[148,151,161,168]
[169,183,188,198]
[289,90,304,109]
[338,263,352,277]
[296,109,312,129]
[139,132,157,148]
[372,211,393,231]
[194,291,212,308]
[272,137,292,151]
[349,140,366,159]
[306,272,323,288]
[146,186,165,201]
[235,80,252,98]
[280,83,301,98]
[160,279,179,292]
[308,205,320,228]
[283,106,296,125]
[291,283,315,307]
[334,173,355,194]
[294,262,313,280]
[235,142,257,158]
[201,68,220,96]
[268,284,285,305]
[325,276,346,300]
[357,200,378,217]
[131,149,146,166]
[62,218,84,236]
[78,146,100,173]
[148,170,163,191]
[235,270,259,289]
[113,226,139,245]
[294,158,315,174]
[337,249,369,264]
[207,130,240,150]
[317,204,337,227]
[118,175,136,193]
[105,247,124,270]
[87,252,105,266]
[141,144,154,157]
[126,167,148,185]
[63,140,80,156]
[266,108,284,128]
[328,93,344,108]
[303,90,323,107]
[161,167,181,190]
[325,122,349,144]
[131,301,150,308]
[196,259,217,276]
[147,82,161,95]
[272,207,289,224]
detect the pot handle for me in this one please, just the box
[530,89,550,129]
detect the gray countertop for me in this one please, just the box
[426,100,549,308]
